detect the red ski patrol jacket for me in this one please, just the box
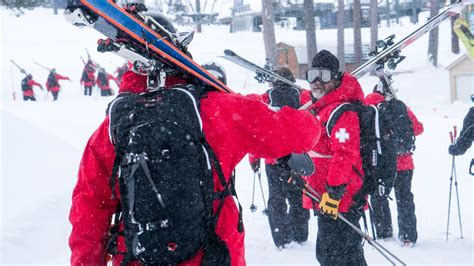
[364,93,424,171]
[69,71,321,266]
[248,88,312,165]
[23,79,42,97]
[80,68,96,87]
[303,73,365,213]
[46,73,70,92]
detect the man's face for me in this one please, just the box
[310,78,338,99]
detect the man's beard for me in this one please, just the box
[311,89,325,99]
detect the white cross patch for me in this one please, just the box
[335,128,350,143]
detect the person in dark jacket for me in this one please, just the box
[249,66,311,249]
[114,63,128,84]
[96,67,117,96]
[69,69,322,265]
[303,50,367,265]
[21,74,43,101]
[449,107,473,156]
[365,88,424,247]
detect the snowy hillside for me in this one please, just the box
[1,6,473,265]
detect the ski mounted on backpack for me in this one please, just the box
[34,61,53,72]
[220,49,306,90]
[64,0,233,93]
[10,60,29,75]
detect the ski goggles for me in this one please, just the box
[306,68,333,84]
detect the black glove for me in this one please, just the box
[448,144,464,156]
[250,159,260,173]
[470,159,474,176]
[319,184,347,219]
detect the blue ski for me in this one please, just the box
[64,0,233,93]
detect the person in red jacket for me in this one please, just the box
[365,87,424,247]
[80,62,96,96]
[46,68,70,101]
[96,67,118,96]
[248,66,311,248]
[69,69,321,265]
[303,50,367,265]
[21,74,43,101]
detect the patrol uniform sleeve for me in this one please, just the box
[69,117,119,265]
[236,95,320,159]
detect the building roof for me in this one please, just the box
[445,53,472,70]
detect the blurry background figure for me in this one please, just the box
[96,67,117,97]
[46,68,70,101]
[21,74,43,101]
[80,61,96,96]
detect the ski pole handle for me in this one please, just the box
[450,132,454,144]
[453,126,457,139]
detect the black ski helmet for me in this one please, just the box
[144,11,177,35]
[272,66,295,88]
[202,62,227,85]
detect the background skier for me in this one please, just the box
[249,66,311,249]
[21,74,43,101]
[365,86,424,247]
[80,61,96,96]
[46,68,70,101]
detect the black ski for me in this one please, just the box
[221,49,306,90]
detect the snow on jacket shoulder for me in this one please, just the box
[70,72,321,266]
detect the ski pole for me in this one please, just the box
[446,131,455,241]
[287,174,406,266]
[256,168,268,215]
[452,126,464,239]
[9,64,16,101]
[250,171,257,213]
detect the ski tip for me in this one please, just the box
[224,50,236,56]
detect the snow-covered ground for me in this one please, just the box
[1,6,473,265]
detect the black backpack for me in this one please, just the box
[81,70,91,83]
[97,72,107,86]
[326,102,398,207]
[107,88,233,265]
[267,86,301,109]
[47,72,58,87]
[377,99,416,155]
[21,77,30,91]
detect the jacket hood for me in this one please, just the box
[310,73,364,110]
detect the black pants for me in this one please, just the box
[265,163,310,247]
[101,89,112,96]
[23,95,36,101]
[316,212,367,266]
[370,170,418,242]
[51,91,59,101]
[84,86,92,96]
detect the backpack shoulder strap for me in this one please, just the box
[326,103,358,136]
